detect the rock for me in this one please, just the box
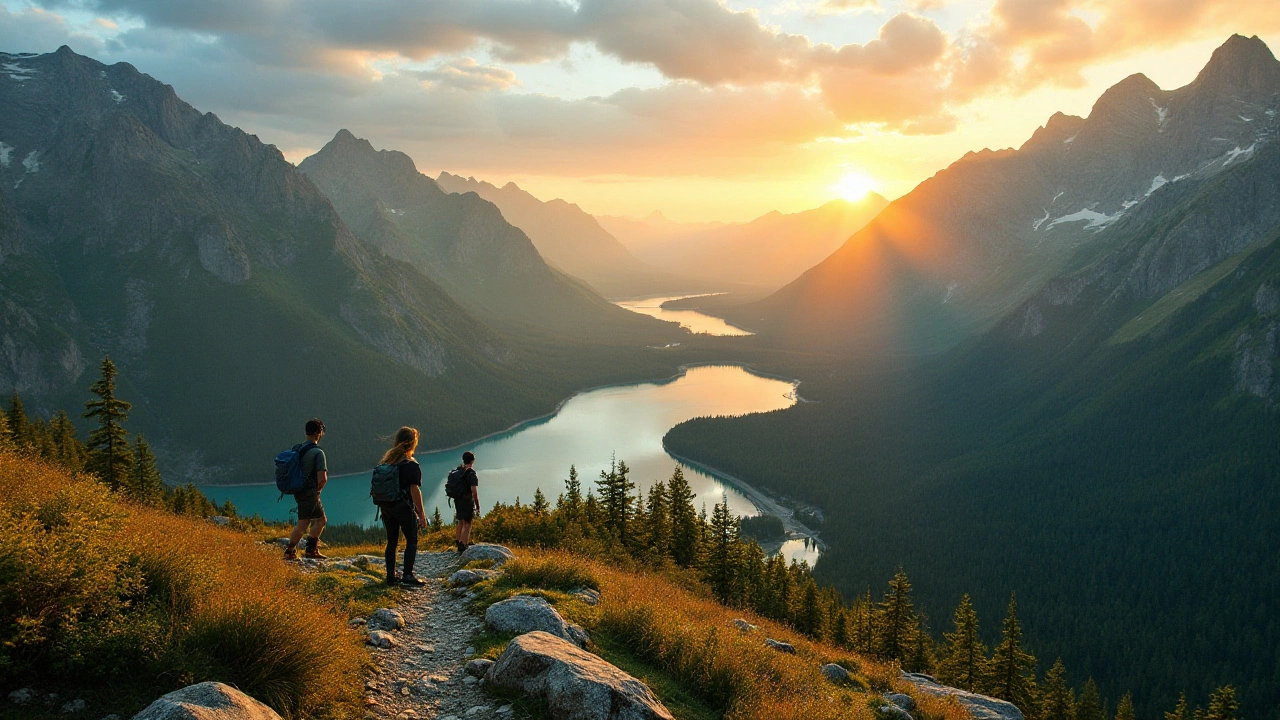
[62,699,87,713]
[450,568,500,586]
[496,706,512,714]
[465,707,487,716]
[572,588,601,606]
[821,663,853,683]
[100,715,121,720]
[207,516,231,526]
[460,543,516,566]
[465,646,476,655]
[731,619,757,632]
[901,672,1026,720]
[466,658,495,677]
[764,638,796,654]
[349,617,367,626]
[9,689,35,705]
[486,631,674,720]
[132,682,281,720]
[368,630,397,648]
[879,704,914,720]
[369,608,406,630]
[396,712,418,720]
[463,676,478,685]
[887,693,916,711]
[485,595,589,647]
[271,537,290,547]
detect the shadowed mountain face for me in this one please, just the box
[726,34,1280,354]
[433,172,705,298]
[300,134,664,337]
[599,196,889,291]
[0,47,672,482]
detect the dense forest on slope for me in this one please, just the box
[666,194,1280,720]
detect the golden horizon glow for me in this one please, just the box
[832,172,877,202]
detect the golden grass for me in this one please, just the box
[475,548,970,720]
[0,452,367,719]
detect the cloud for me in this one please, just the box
[418,58,519,92]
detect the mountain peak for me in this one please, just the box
[1192,34,1280,95]
[328,129,375,152]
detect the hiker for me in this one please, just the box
[284,418,328,561]
[371,426,427,587]
[446,451,480,552]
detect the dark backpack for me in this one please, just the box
[445,466,471,506]
[275,442,316,498]
[370,462,406,504]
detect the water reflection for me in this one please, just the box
[615,295,752,336]
[202,366,806,563]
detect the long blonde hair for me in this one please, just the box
[379,426,419,465]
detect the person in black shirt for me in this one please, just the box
[454,451,480,552]
[375,427,427,587]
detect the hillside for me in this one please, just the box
[665,38,1280,720]
[0,47,682,483]
[614,196,890,291]
[433,172,705,298]
[721,34,1280,354]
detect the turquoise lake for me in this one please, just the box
[201,364,819,565]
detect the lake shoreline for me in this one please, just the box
[205,361,802,488]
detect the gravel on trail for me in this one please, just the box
[356,551,513,720]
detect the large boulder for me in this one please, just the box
[486,631,673,720]
[485,595,588,646]
[821,663,865,690]
[460,543,516,566]
[901,672,1025,720]
[764,638,796,654]
[131,682,280,720]
[879,704,914,720]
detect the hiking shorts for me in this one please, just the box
[455,501,475,523]
[296,493,326,521]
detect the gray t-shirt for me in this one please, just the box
[297,444,327,498]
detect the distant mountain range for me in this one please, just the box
[0,46,678,482]
[433,172,708,298]
[600,196,889,290]
[721,34,1280,353]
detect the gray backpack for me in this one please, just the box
[370,462,406,504]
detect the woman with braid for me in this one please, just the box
[375,427,427,587]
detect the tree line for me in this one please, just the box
[470,460,1241,720]
[1,356,230,518]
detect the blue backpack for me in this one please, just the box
[275,441,317,498]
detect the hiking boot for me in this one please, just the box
[385,575,400,586]
[455,540,465,553]
[283,546,298,562]
[303,536,327,559]
[400,574,426,588]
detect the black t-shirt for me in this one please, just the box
[398,460,422,494]
[456,466,478,489]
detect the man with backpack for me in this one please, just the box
[283,418,328,561]
[445,451,479,552]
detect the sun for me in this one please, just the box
[832,171,876,202]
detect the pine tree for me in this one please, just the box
[82,356,133,490]
[1165,694,1189,720]
[1078,680,1105,720]
[596,458,636,544]
[875,568,918,661]
[561,465,583,522]
[7,393,29,451]
[1115,694,1135,720]
[798,580,825,639]
[644,480,671,560]
[832,606,850,648]
[128,435,165,505]
[906,613,936,674]
[532,487,550,516]
[1205,687,1238,720]
[48,410,86,471]
[667,466,700,567]
[1041,659,1075,720]
[432,506,443,530]
[0,404,10,451]
[987,594,1038,713]
[704,497,740,601]
[939,594,989,691]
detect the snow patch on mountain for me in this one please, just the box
[110,89,125,103]
[1063,135,1077,145]
[1151,99,1170,131]
[4,62,35,81]
[21,151,39,173]
[0,142,11,167]
[1032,209,1051,231]
[1047,207,1123,231]
[1223,144,1257,165]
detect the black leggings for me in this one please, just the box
[381,501,418,578]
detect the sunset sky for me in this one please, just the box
[2,0,1278,221]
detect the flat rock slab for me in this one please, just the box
[459,543,515,566]
[485,595,588,646]
[901,672,1025,720]
[450,568,500,586]
[487,631,674,720]
[131,682,281,720]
